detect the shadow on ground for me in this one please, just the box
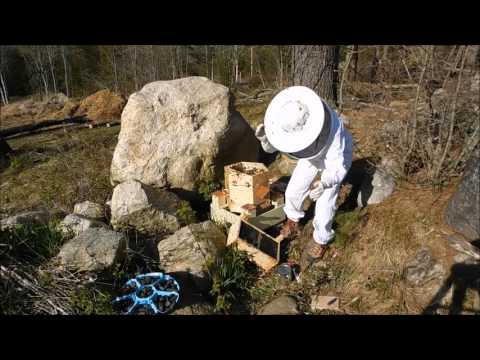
[423,245,480,315]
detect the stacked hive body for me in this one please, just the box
[224,162,271,215]
[210,162,287,271]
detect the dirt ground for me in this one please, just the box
[1,87,476,315]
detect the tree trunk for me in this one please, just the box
[150,45,156,82]
[46,46,57,93]
[205,46,209,78]
[0,71,8,105]
[293,45,340,106]
[234,45,239,84]
[112,47,119,93]
[250,46,254,79]
[133,45,138,91]
[352,45,359,81]
[369,46,380,83]
[61,46,69,97]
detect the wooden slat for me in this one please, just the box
[236,239,278,272]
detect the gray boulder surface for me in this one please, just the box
[110,179,181,236]
[444,148,480,241]
[73,201,104,220]
[57,227,127,272]
[157,220,226,292]
[58,213,108,236]
[110,76,259,192]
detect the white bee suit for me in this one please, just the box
[282,105,353,245]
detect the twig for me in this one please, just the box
[434,46,469,180]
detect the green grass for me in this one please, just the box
[1,126,118,214]
[69,287,115,315]
[206,245,259,314]
[197,176,222,202]
[332,208,363,249]
[0,222,66,265]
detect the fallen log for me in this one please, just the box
[0,135,12,155]
[0,116,88,138]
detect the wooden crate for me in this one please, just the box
[224,162,270,214]
[227,207,286,272]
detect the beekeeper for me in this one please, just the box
[255,86,353,268]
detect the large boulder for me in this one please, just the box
[0,210,49,230]
[57,227,127,272]
[157,221,226,292]
[444,148,480,241]
[58,214,108,236]
[110,179,181,236]
[110,77,259,192]
[73,201,104,220]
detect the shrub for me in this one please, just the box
[175,200,198,226]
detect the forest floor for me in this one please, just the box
[1,86,476,315]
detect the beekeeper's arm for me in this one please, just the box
[255,124,277,153]
[309,126,350,200]
[320,126,350,189]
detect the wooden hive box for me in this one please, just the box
[227,206,286,272]
[224,162,270,214]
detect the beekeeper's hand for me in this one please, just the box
[255,124,277,153]
[309,180,325,201]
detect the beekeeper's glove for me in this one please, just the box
[255,124,277,153]
[309,180,325,201]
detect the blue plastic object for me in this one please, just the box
[112,272,180,315]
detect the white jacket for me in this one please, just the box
[263,104,353,189]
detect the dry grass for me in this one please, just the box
[1,126,119,216]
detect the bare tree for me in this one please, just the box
[45,46,58,94]
[60,46,69,97]
[293,45,340,105]
[0,46,9,105]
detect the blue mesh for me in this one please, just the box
[112,272,180,315]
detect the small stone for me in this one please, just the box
[58,213,108,236]
[446,234,480,261]
[110,179,181,236]
[357,168,395,207]
[258,295,300,315]
[57,227,127,272]
[0,210,49,230]
[310,295,340,312]
[73,201,104,220]
[403,248,446,287]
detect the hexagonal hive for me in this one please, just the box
[224,162,270,214]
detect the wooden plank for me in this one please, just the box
[227,217,242,246]
[236,239,278,272]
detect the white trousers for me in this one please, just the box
[283,159,343,245]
